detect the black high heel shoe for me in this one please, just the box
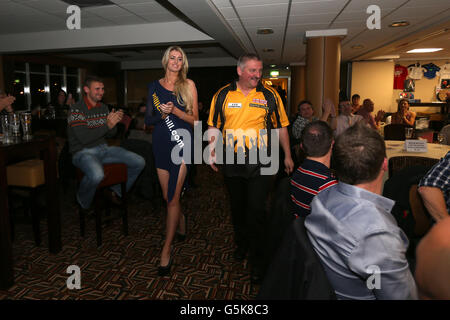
[176,214,187,242]
[158,257,172,276]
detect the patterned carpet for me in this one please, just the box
[0,164,261,300]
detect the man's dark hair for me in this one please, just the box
[297,100,312,109]
[333,121,386,185]
[83,75,103,90]
[237,53,262,69]
[301,120,333,157]
[351,94,360,100]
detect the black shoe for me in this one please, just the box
[176,214,187,242]
[233,247,248,261]
[158,258,172,277]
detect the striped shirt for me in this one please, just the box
[418,151,450,212]
[290,159,338,218]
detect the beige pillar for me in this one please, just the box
[306,35,342,117]
[290,65,306,117]
[0,55,5,93]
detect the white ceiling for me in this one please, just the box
[0,0,449,67]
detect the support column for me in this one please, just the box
[290,64,306,117]
[0,55,5,93]
[305,29,346,117]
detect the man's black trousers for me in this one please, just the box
[224,174,274,272]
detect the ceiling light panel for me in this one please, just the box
[407,48,443,53]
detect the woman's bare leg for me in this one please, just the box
[160,162,187,267]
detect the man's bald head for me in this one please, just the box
[415,217,450,299]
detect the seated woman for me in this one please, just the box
[391,99,416,127]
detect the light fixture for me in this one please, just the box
[270,70,279,77]
[270,64,276,67]
[351,45,364,49]
[407,48,443,53]
[390,21,410,27]
[263,48,274,53]
[370,55,400,60]
[257,28,274,35]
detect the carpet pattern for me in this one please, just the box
[0,165,261,300]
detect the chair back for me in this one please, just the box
[258,217,336,300]
[384,124,407,141]
[388,156,439,178]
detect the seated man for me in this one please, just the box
[351,93,361,114]
[68,75,145,210]
[356,98,384,131]
[305,122,417,299]
[335,100,363,137]
[290,120,337,218]
[415,217,450,299]
[291,99,336,140]
[418,151,450,222]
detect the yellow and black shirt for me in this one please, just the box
[208,81,289,152]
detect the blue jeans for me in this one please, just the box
[72,144,145,209]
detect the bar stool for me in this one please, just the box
[76,163,128,247]
[7,159,45,246]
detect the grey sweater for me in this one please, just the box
[67,98,117,154]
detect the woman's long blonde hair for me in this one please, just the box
[162,46,193,115]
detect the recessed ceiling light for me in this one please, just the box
[351,45,364,49]
[257,28,274,35]
[370,55,400,60]
[263,48,274,52]
[407,48,443,53]
[390,21,410,27]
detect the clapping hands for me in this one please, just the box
[106,108,124,129]
[160,101,174,115]
[322,98,336,117]
[375,110,385,122]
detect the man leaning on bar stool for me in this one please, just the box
[67,75,145,213]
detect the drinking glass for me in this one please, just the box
[405,127,413,139]
[20,112,32,140]
[8,113,20,138]
[1,114,9,143]
[437,133,445,150]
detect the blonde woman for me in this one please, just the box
[145,46,199,276]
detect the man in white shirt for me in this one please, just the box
[335,100,363,137]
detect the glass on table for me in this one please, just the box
[405,127,413,139]
[8,113,20,138]
[437,133,445,149]
[20,112,32,140]
[0,114,8,143]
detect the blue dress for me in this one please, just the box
[145,80,193,202]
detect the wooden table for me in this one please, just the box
[0,135,62,289]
